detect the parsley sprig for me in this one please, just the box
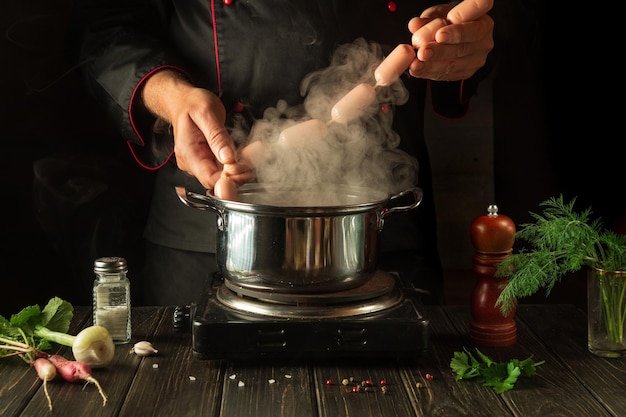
[450,348,544,394]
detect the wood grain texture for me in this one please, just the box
[443,305,616,417]
[2,305,624,417]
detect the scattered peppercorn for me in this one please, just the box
[327,375,396,395]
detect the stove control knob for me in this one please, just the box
[173,305,191,332]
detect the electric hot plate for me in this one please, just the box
[187,271,429,360]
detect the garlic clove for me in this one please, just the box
[130,341,159,356]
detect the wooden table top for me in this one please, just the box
[1,304,624,417]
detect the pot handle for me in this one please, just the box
[382,187,423,218]
[175,186,219,213]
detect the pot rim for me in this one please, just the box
[176,183,422,217]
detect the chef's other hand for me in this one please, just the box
[141,69,255,190]
[408,0,494,81]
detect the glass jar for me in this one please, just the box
[587,267,626,358]
[93,256,131,344]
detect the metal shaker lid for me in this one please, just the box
[94,256,128,273]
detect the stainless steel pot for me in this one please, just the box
[175,183,422,294]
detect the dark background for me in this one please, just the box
[1,0,154,315]
[1,1,621,316]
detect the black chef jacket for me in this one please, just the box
[69,0,486,301]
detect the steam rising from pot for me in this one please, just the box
[230,38,419,198]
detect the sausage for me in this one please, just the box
[277,118,328,147]
[213,171,239,201]
[374,44,415,86]
[330,83,376,124]
[239,140,270,167]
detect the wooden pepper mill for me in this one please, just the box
[469,204,517,347]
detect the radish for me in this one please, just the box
[46,354,108,407]
[33,357,57,411]
[34,325,115,368]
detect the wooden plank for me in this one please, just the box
[219,361,316,417]
[402,306,512,417]
[118,306,223,417]
[443,305,615,417]
[0,356,41,417]
[516,304,626,417]
[313,360,416,417]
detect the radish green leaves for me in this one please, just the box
[1,297,73,359]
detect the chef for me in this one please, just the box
[68,0,495,305]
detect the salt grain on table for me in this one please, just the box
[229,374,237,380]
[238,381,245,387]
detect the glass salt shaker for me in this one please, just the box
[93,256,131,344]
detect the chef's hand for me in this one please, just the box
[408,0,494,81]
[141,69,255,190]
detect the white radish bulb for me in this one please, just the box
[71,325,115,368]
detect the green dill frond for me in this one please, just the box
[495,195,626,315]
[596,232,626,271]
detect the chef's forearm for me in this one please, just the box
[141,69,195,123]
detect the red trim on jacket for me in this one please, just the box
[127,65,192,170]
[210,0,222,96]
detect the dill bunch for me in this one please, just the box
[496,195,626,315]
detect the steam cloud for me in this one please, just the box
[231,38,419,199]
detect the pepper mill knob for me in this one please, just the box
[469,204,517,347]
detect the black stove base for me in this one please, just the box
[190,277,429,360]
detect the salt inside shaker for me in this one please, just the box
[93,256,131,344]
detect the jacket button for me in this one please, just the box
[233,101,245,113]
[223,0,233,5]
[387,2,397,12]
